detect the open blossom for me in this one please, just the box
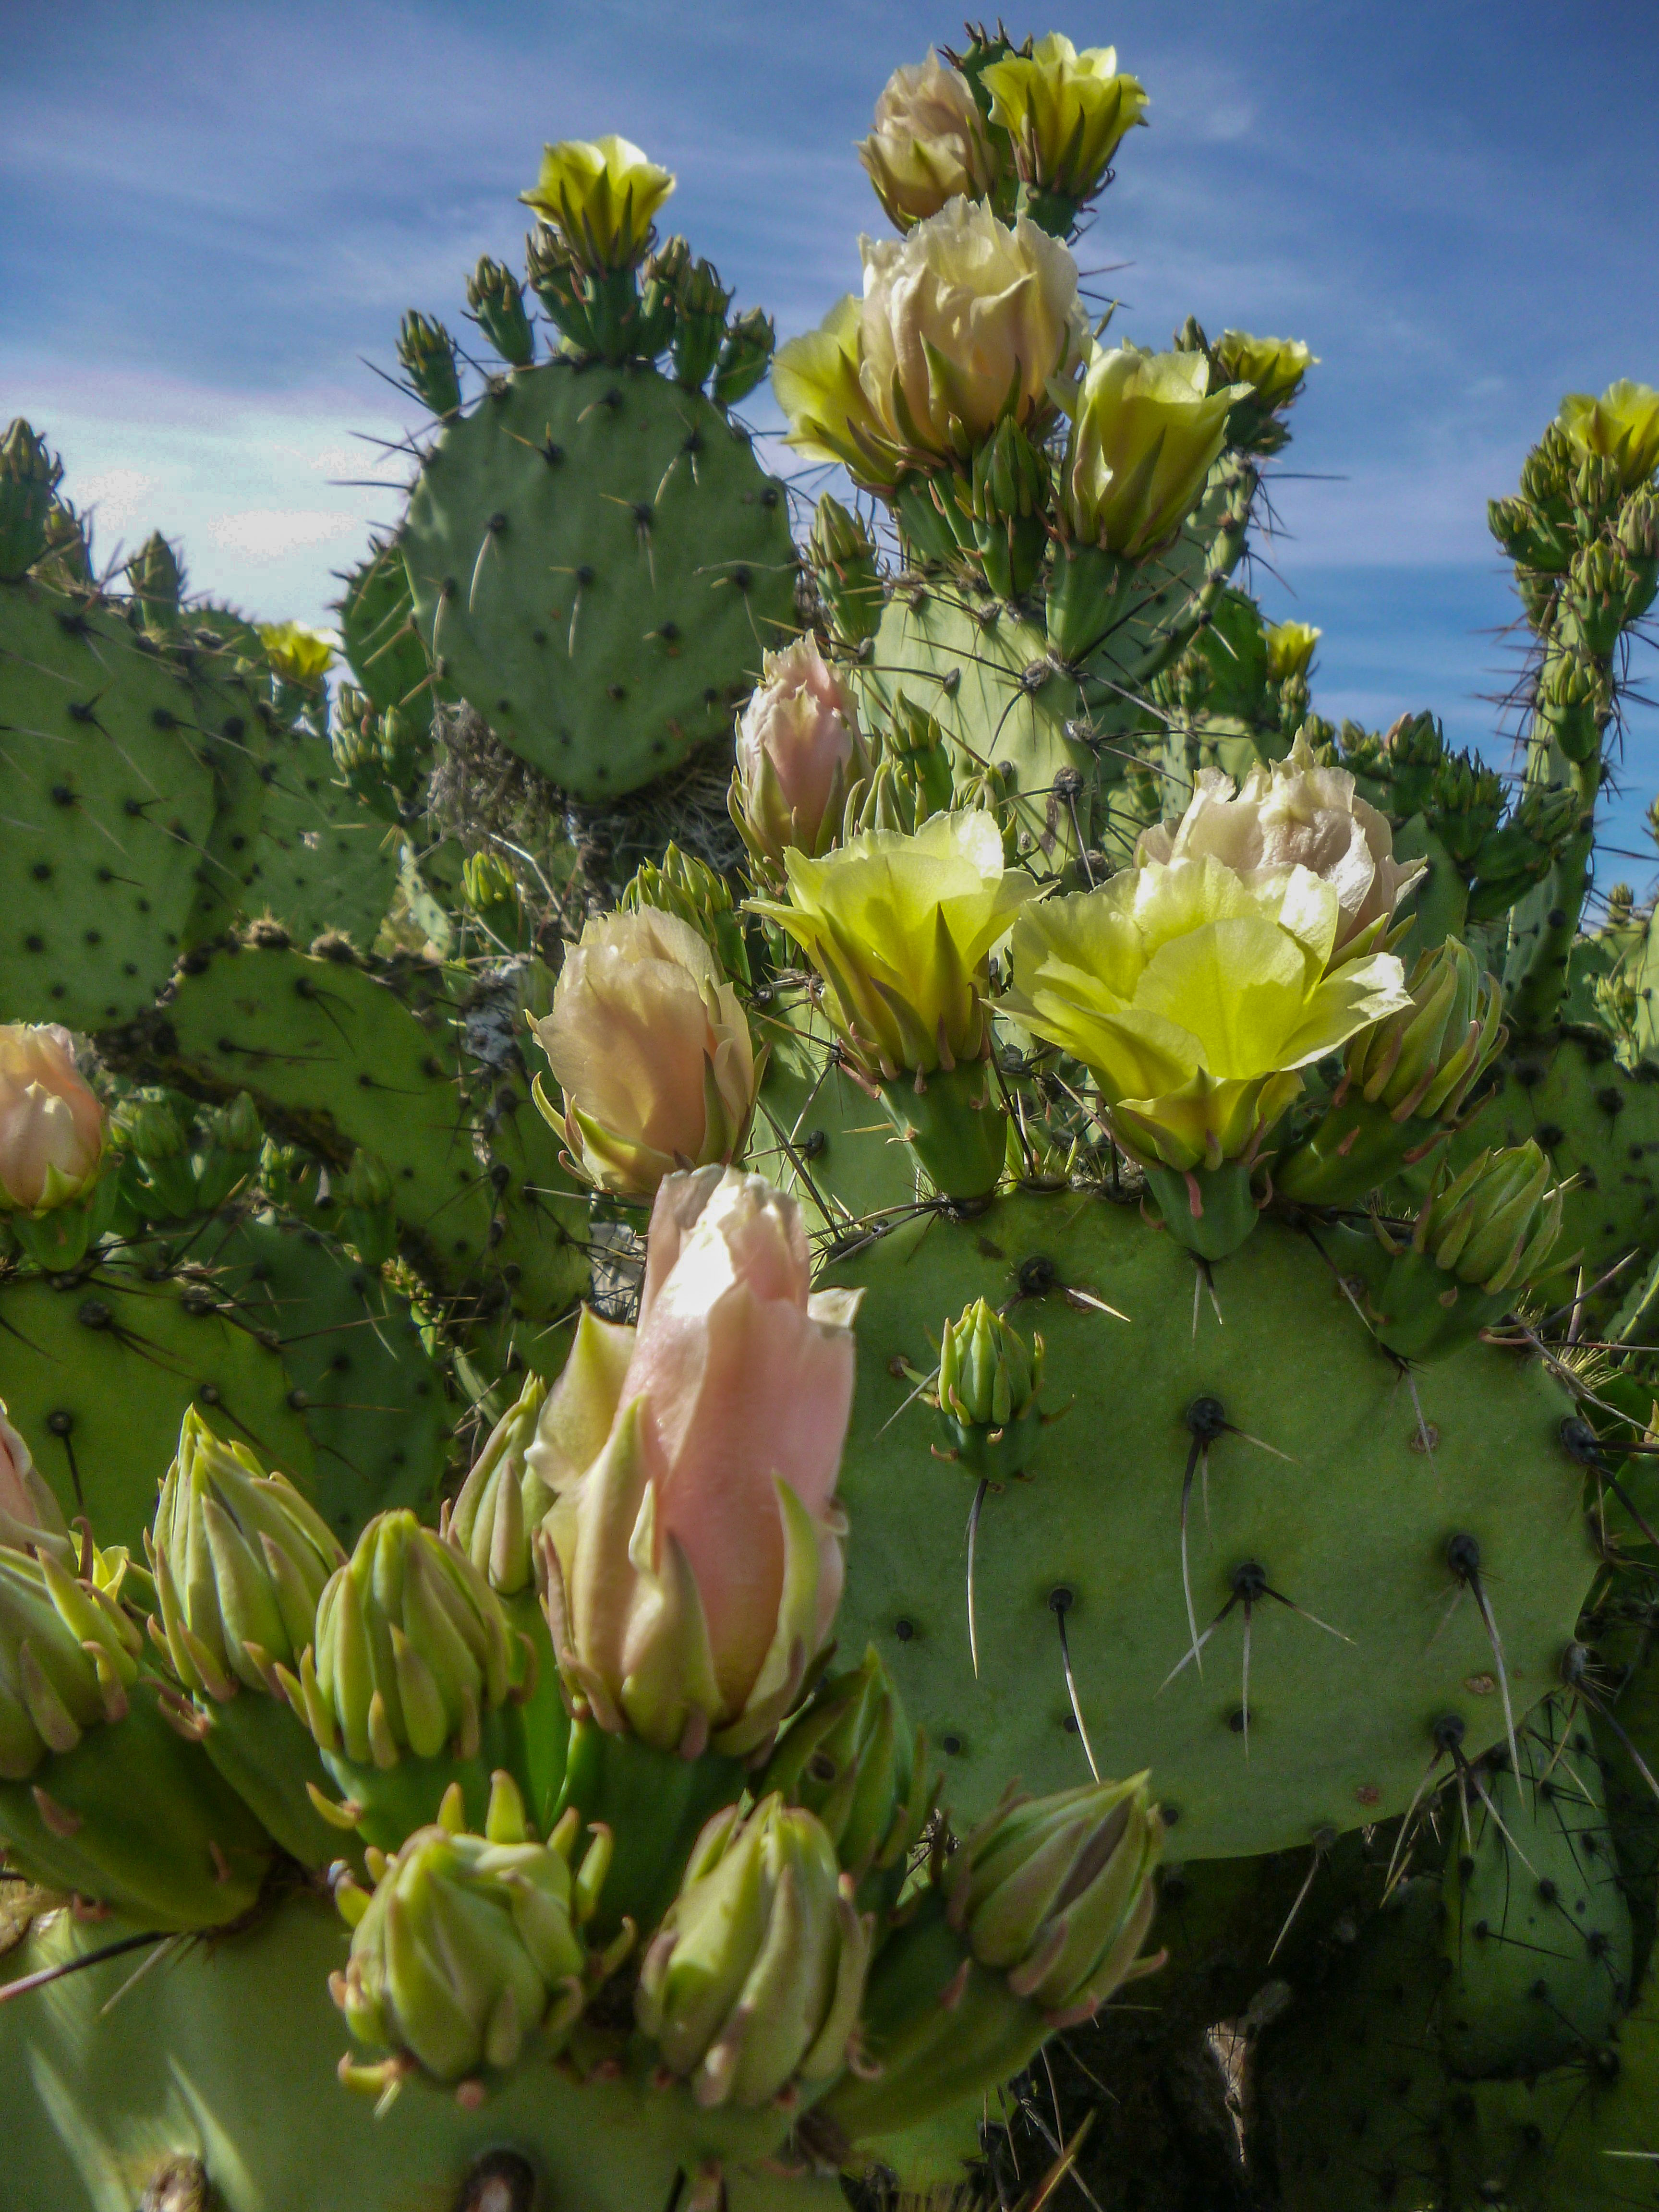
[530,908,759,1198]
[1003,856,1413,1173]
[981,35,1148,202]
[733,637,864,873]
[533,1168,860,1758]
[858,50,1001,231]
[0,1023,105,1213]
[520,135,675,272]
[1557,378,1659,492]
[1058,345,1248,556]
[1136,735,1425,957]
[774,197,1087,484]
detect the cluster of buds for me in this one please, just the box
[1277,938,1505,1206]
[1366,1140,1565,1363]
[621,844,751,989]
[635,1792,871,2110]
[331,691,427,821]
[332,1772,615,2094]
[530,906,759,1200]
[807,494,885,647]
[751,811,1037,1200]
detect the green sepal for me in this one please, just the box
[1366,1246,1513,1366]
[1274,1097,1446,1210]
[198,1689,357,1873]
[6,1173,120,1271]
[818,1893,1047,2143]
[504,1589,571,1836]
[878,1060,1006,1203]
[321,1699,529,1855]
[1140,1157,1260,1262]
[551,1714,745,1938]
[0,1687,273,1929]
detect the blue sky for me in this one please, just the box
[3,0,1656,864]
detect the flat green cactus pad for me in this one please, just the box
[235,730,400,952]
[0,1266,314,1551]
[824,1191,1595,1861]
[752,990,919,1244]
[400,359,797,800]
[0,579,258,1027]
[213,1216,450,1542]
[0,1896,847,2212]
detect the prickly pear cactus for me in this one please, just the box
[2,26,1658,2212]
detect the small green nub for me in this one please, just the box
[465,256,535,369]
[0,418,63,580]
[397,311,463,419]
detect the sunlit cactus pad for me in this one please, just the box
[401,360,797,799]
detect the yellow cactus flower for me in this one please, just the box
[520,135,675,272]
[1213,331,1318,414]
[774,199,1086,485]
[257,621,335,687]
[529,907,758,1198]
[1003,856,1412,1173]
[750,810,1037,1079]
[858,49,1001,231]
[1264,621,1321,682]
[1557,378,1659,492]
[1058,345,1249,556]
[981,35,1149,202]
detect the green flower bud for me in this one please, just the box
[149,1409,342,1703]
[194,1090,263,1211]
[304,1511,519,1771]
[332,1776,606,2091]
[670,256,733,392]
[125,532,185,629]
[397,311,463,420]
[0,419,63,580]
[339,1148,398,1268]
[524,224,598,354]
[257,1136,321,1213]
[1465,781,1582,921]
[969,415,1049,600]
[116,1091,202,1221]
[1537,649,1610,765]
[620,844,751,988]
[932,1298,1046,1481]
[711,306,775,409]
[1564,534,1657,657]
[461,850,523,941]
[1368,1141,1564,1364]
[35,496,91,588]
[634,233,687,358]
[1380,710,1447,820]
[447,1373,550,1600]
[1278,940,1505,1206]
[0,1547,141,1779]
[465,255,535,369]
[809,494,885,647]
[760,1647,933,1912]
[947,1773,1163,2023]
[635,1792,872,2110]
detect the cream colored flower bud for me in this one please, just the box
[858,50,1001,231]
[530,908,759,1199]
[1136,735,1425,958]
[0,1024,105,1213]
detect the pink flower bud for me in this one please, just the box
[0,1025,105,1212]
[539,1170,861,1757]
[734,640,863,871]
[0,1400,70,1560]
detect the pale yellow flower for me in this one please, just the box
[982,35,1149,201]
[1263,621,1321,682]
[1213,331,1317,413]
[1557,379,1659,492]
[1058,345,1249,555]
[520,135,675,271]
[750,810,1037,1077]
[257,622,335,687]
[1003,856,1412,1171]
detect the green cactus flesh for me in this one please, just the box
[400,359,797,800]
[0,1267,314,1551]
[0,578,260,1027]
[824,1191,1595,1860]
[0,1895,849,2212]
[1439,1698,1633,2081]
[752,989,920,1242]
[211,1217,449,1540]
[335,535,436,725]
[232,727,401,953]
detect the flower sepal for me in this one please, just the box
[878,1057,1007,1204]
[1138,1154,1266,1264]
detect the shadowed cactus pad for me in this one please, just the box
[401,359,797,799]
[824,1191,1595,1860]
